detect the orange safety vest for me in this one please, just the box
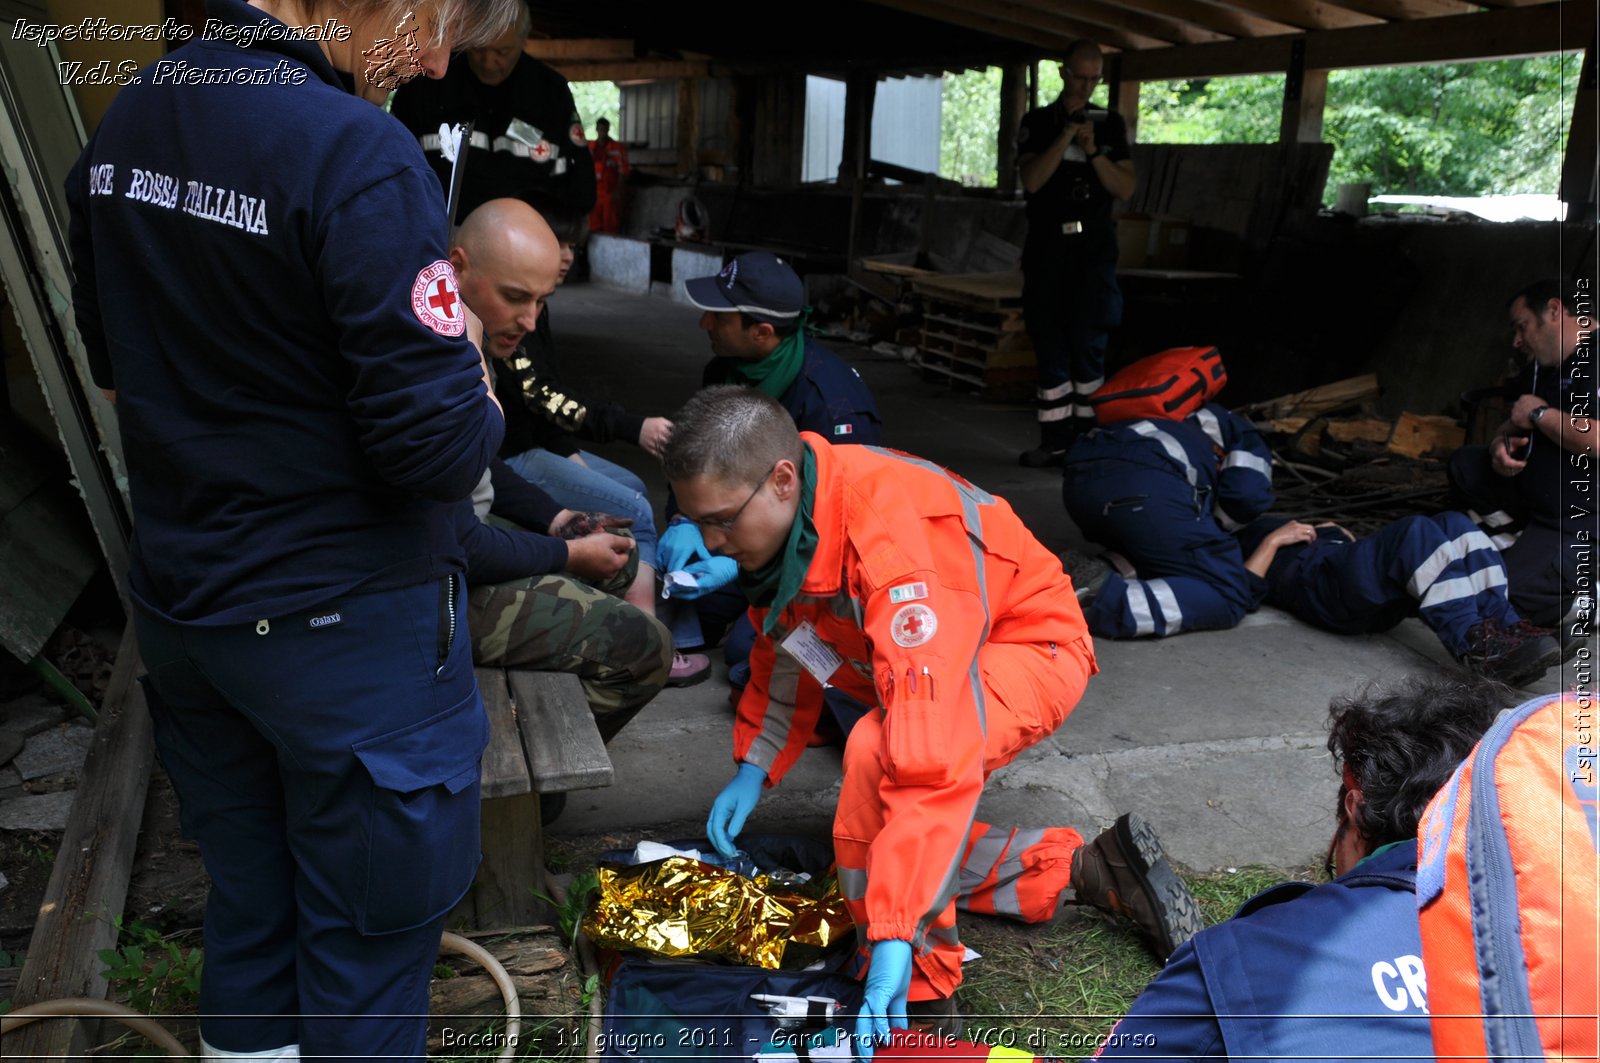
[737,435,1096,952]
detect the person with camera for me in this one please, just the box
[1015,39,1137,468]
[1447,279,1595,644]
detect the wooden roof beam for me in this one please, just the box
[523,38,637,60]
[551,59,713,82]
[864,0,1163,53]
[1047,0,1234,44]
[1326,0,1480,19]
[1118,1,1589,78]
[1019,0,1298,40]
[1196,0,1380,32]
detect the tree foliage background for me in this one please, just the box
[569,81,622,137]
[937,55,1579,200]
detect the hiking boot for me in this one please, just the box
[906,994,962,1039]
[666,650,711,687]
[1060,550,1111,605]
[1460,620,1561,687]
[1069,813,1204,962]
[1019,445,1068,469]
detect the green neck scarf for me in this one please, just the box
[737,442,819,634]
[713,310,809,400]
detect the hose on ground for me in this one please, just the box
[0,997,191,1056]
[439,929,523,1061]
[2,934,523,1061]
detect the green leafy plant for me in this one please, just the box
[97,916,203,1015]
[556,869,599,946]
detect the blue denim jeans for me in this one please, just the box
[503,448,658,569]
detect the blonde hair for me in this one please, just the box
[303,0,523,50]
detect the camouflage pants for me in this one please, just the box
[468,552,672,743]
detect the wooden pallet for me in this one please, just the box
[913,277,1035,400]
[910,270,1025,311]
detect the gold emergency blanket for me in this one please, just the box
[582,856,854,969]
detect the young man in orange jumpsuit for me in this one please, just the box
[588,117,630,234]
[662,386,1203,1056]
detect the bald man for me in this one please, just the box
[450,201,673,793]
[452,200,710,685]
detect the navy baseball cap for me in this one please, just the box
[684,251,804,325]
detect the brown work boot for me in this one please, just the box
[906,994,963,1039]
[1069,813,1204,962]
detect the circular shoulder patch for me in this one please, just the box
[411,259,465,336]
[890,603,938,648]
[569,120,588,146]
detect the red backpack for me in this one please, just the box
[1416,693,1598,1061]
[1089,346,1226,425]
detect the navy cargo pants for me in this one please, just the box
[135,574,486,1061]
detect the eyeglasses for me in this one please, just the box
[694,464,776,532]
[1063,70,1103,85]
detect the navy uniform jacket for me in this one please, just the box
[65,0,502,625]
[1092,844,1432,1062]
[703,338,884,446]
[1065,404,1275,532]
[390,52,596,219]
[1016,101,1131,240]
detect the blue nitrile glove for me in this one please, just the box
[706,762,766,858]
[657,519,710,574]
[854,940,913,1060]
[675,555,739,598]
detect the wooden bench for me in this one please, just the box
[453,667,613,928]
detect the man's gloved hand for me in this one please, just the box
[658,519,710,574]
[674,556,739,598]
[854,940,913,1060]
[706,762,766,858]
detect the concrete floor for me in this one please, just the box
[541,279,1568,874]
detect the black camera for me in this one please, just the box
[1066,109,1088,124]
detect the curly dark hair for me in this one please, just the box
[1326,674,1511,850]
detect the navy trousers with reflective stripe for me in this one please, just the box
[1284,513,1518,657]
[1064,464,1256,638]
[1022,230,1122,427]
[135,576,486,1061]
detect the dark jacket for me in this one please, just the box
[65,0,500,624]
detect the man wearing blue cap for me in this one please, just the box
[658,251,884,680]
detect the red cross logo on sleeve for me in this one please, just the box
[890,603,938,648]
[428,278,458,319]
[411,260,466,337]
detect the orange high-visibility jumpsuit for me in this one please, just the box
[735,435,1098,1001]
[588,136,630,234]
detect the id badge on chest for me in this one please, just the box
[779,620,845,685]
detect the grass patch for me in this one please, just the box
[955,864,1317,1049]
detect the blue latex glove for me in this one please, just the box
[854,939,912,1059]
[675,555,739,598]
[706,762,766,858]
[657,520,710,574]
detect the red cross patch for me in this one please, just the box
[411,260,465,337]
[890,603,938,648]
[529,139,555,162]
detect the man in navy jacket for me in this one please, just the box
[1089,675,1506,1061]
[64,0,519,1057]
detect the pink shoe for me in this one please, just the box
[667,651,711,688]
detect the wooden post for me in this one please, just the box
[10,628,154,1059]
[1279,40,1329,144]
[998,64,1028,193]
[1561,44,1597,224]
[1109,53,1142,145]
[676,77,700,179]
[842,69,877,267]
